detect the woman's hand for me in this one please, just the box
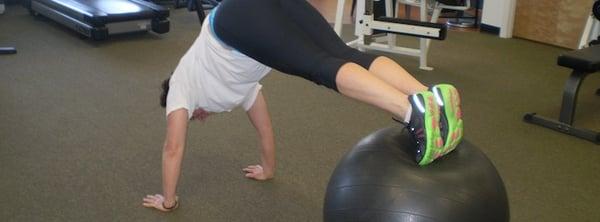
[243,164,273,181]
[142,194,179,212]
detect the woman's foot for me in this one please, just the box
[406,91,444,165]
[431,84,463,155]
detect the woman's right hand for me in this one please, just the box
[142,194,179,212]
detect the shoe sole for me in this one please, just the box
[412,92,444,166]
[433,84,463,156]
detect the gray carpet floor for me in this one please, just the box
[2,5,600,222]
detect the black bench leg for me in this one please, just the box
[524,70,600,144]
[558,70,587,124]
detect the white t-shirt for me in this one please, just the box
[166,12,272,119]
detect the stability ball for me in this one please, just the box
[323,127,509,222]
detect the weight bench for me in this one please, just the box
[524,44,600,144]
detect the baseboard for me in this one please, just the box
[480,23,500,35]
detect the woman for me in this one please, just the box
[143,0,463,212]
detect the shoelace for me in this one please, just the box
[393,117,425,149]
[408,127,425,145]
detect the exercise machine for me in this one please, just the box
[24,0,170,40]
[401,0,478,28]
[524,1,600,144]
[523,44,600,144]
[335,0,448,70]
[0,0,16,54]
[578,0,600,49]
[185,0,219,24]
[147,0,186,8]
[148,0,217,24]
[438,0,476,28]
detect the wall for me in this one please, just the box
[481,0,517,38]
[513,0,594,49]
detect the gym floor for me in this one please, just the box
[1,2,600,222]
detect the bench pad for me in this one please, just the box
[557,45,600,72]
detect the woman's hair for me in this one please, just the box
[160,76,171,108]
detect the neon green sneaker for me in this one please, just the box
[431,84,463,155]
[406,91,444,166]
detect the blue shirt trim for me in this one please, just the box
[208,6,240,53]
[209,6,226,45]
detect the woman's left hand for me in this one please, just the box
[243,164,273,181]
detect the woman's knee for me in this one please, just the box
[335,62,366,85]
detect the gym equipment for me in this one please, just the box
[579,0,600,49]
[438,0,477,28]
[323,127,509,222]
[148,0,187,8]
[185,0,219,24]
[25,0,170,40]
[324,127,509,222]
[524,44,600,144]
[593,0,600,20]
[590,36,600,46]
[0,0,16,54]
[335,0,448,70]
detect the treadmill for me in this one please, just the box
[24,0,170,40]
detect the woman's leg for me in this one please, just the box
[213,0,444,165]
[335,63,411,118]
[334,62,445,165]
[280,0,428,95]
[368,57,428,94]
[280,0,459,163]
[214,0,409,118]
[213,0,343,91]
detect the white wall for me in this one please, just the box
[481,0,516,38]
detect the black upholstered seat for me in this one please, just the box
[524,44,600,144]
[557,45,600,73]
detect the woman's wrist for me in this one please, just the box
[260,159,274,170]
[163,196,177,207]
[163,200,178,209]
[260,164,275,176]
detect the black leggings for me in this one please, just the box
[211,0,378,91]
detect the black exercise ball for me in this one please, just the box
[323,127,509,222]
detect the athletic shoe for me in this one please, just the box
[406,91,444,165]
[431,84,463,155]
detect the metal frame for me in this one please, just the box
[523,46,600,144]
[188,0,206,23]
[31,0,106,39]
[360,15,445,40]
[29,0,169,40]
[579,14,600,49]
[335,0,448,70]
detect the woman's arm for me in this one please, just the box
[243,91,276,180]
[143,108,189,211]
